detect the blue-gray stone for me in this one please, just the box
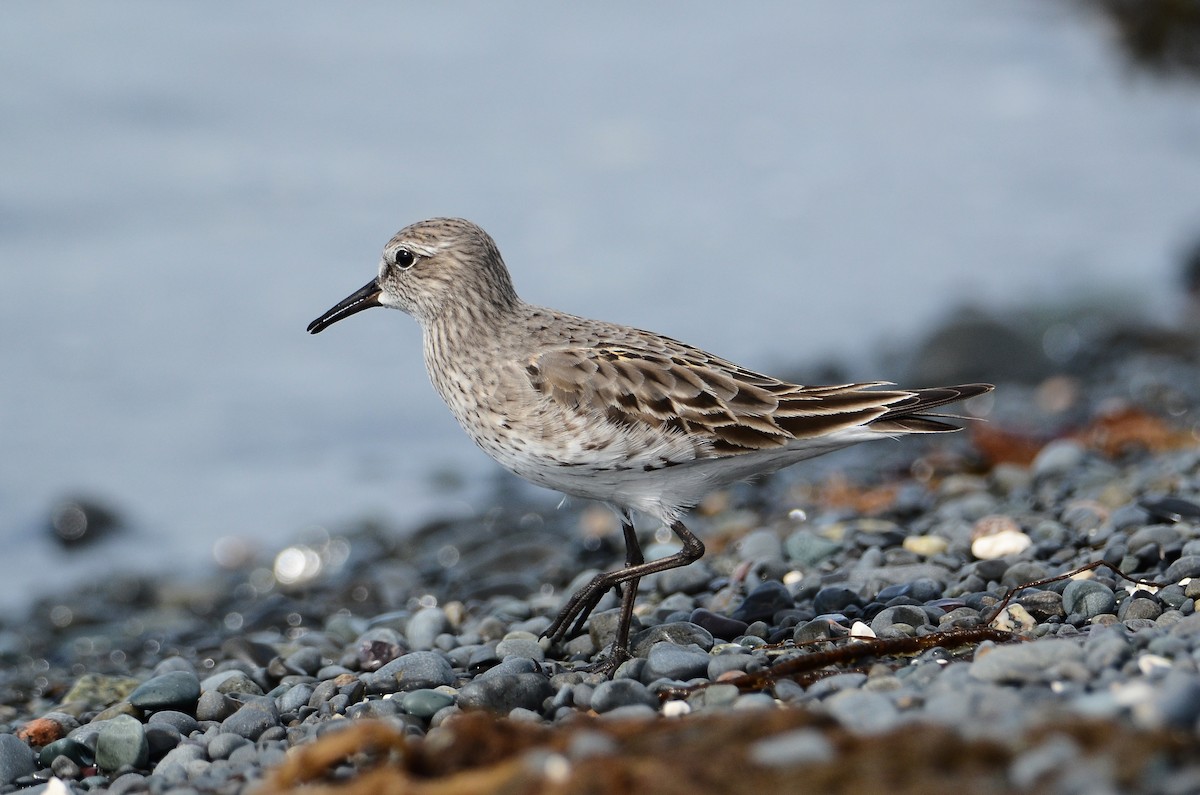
[129,671,201,712]
[871,605,930,635]
[590,679,658,713]
[1032,439,1085,477]
[153,743,205,783]
[812,586,864,615]
[38,737,93,769]
[785,531,841,567]
[95,713,149,772]
[146,710,200,738]
[276,682,316,714]
[641,643,711,683]
[195,690,239,722]
[631,622,714,657]
[1061,580,1116,618]
[824,689,900,734]
[0,733,36,785]
[970,639,1087,684]
[401,689,455,718]
[220,698,280,740]
[1165,556,1200,582]
[737,529,784,562]
[688,609,748,641]
[202,670,264,697]
[405,607,448,651]
[749,728,835,767]
[375,651,454,692]
[144,722,181,756]
[345,699,404,721]
[731,581,793,623]
[207,732,251,760]
[457,672,553,714]
[495,637,544,662]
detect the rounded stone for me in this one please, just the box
[220,698,280,740]
[495,637,545,662]
[590,679,658,713]
[812,586,865,615]
[129,671,201,712]
[731,581,794,623]
[630,622,714,657]
[406,607,449,652]
[641,643,711,683]
[0,733,37,785]
[146,710,200,738]
[1062,580,1116,619]
[785,531,841,567]
[95,713,149,772]
[376,651,455,692]
[401,689,456,718]
[871,605,931,635]
[688,609,748,642]
[457,672,553,714]
[37,737,93,769]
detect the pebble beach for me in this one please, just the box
[4,303,1200,794]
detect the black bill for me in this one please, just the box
[307,279,382,334]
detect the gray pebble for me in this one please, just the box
[143,722,181,756]
[107,771,149,794]
[688,608,748,641]
[1118,597,1162,622]
[195,690,239,722]
[401,689,455,718]
[129,671,201,712]
[1061,580,1116,619]
[0,733,36,785]
[731,581,794,623]
[96,713,149,772]
[375,651,455,691]
[970,639,1087,684]
[206,732,250,760]
[202,670,264,697]
[737,529,784,562]
[154,743,205,783]
[220,698,280,740]
[631,622,714,657]
[749,728,834,767]
[1166,556,1200,582]
[685,682,739,711]
[406,607,449,651]
[458,672,553,714]
[1032,440,1086,478]
[785,531,842,567]
[277,682,316,714]
[495,637,545,662]
[870,605,930,635]
[146,710,200,738]
[812,586,864,615]
[823,689,900,734]
[590,679,658,713]
[641,643,711,683]
[345,699,403,720]
[654,561,713,595]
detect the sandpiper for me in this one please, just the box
[308,217,993,670]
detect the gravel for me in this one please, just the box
[4,310,1200,792]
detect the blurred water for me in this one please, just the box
[3,2,1199,610]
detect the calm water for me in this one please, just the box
[3,2,1198,610]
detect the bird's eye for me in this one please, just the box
[393,248,415,270]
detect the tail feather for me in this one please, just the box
[870,383,993,434]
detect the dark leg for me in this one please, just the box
[608,518,645,668]
[545,519,705,655]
